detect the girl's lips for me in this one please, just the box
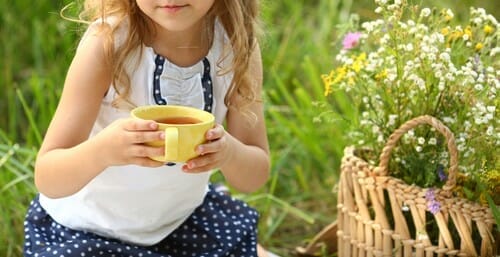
[161,4,188,13]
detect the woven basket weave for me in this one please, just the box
[297,115,497,257]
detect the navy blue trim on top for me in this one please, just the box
[201,58,214,113]
[152,55,214,113]
[153,55,167,105]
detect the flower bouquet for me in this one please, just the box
[299,0,499,256]
[322,0,499,207]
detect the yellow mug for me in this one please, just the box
[131,105,215,162]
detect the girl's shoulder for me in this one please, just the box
[77,16,128,51]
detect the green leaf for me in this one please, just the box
[485,195,500,233]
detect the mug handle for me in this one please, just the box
[164,127,178,161]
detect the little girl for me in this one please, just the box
[24,1,272,256]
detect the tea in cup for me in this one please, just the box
[131,105,215,162]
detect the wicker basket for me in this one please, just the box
[297,115,498,257]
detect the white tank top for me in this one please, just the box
[39,19,234,246]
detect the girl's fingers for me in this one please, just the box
[124,119,158,131]
[206,124,224,140]
[183,162,211,173]
[127,145,164,158]
[129,131,164,143]
[197,137,225,155]
[184,155,218,173]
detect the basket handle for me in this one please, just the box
[374,115,458,192]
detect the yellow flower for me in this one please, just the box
[335,66,347,83]
[375,69,388,80]
[322,71,335,96]
[441,27,450,36]
[322,66,348,96]
[441,8,454,22]
[356,52,367,62]
[484,25,494,34]
[448,30,463,42]
[464,26,473,39]
[351,52,366,73]
[475,43,484,51]
[482,169,500,190]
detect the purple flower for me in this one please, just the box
[342,32,362,50]
[427,200,441,215]
[437,164,447,181]
[425,188,436,200]
[425,188,441,214]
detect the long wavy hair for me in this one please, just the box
[69,0,262,116]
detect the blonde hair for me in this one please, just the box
[69,0,262,115]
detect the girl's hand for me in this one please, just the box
[182,124,234,173]
[94,118,165,168]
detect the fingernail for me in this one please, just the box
[160,132,165,139]
[197,146,203,154]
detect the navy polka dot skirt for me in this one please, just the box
[23,185,259,257]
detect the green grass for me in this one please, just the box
[1,0,498,256]
[0,133,37,255]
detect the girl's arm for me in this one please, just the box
[184,44,270,193]
[35,27,164,199]
[221,44,270,192]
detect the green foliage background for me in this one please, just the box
[1,0,497,256]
